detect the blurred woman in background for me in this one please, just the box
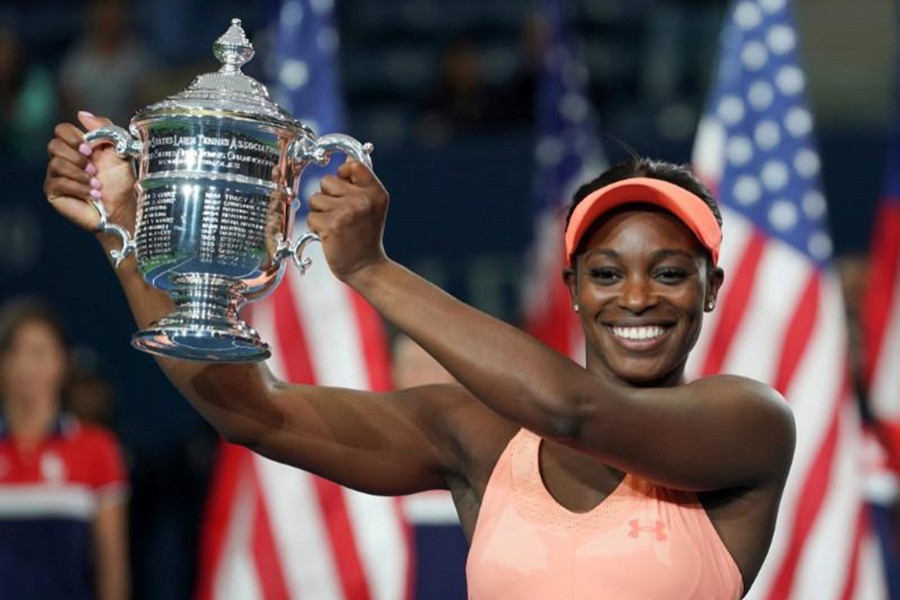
[0,298,129,600]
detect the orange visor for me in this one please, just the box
[564,177,722,266]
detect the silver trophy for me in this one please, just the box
[85,18,372,362]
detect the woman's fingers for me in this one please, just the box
[309,191,339,213]
[44,121,106,231]
[47,156,93,188]
[319,174,351,196]
[47,136,89,170]
[77,111,113,132]
[336,159,376,186]
[45,171,93,201]
[48,195,101,231]
[52,122,86,148]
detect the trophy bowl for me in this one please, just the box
[85,19,372,362]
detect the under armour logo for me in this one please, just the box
[628,519,667,541]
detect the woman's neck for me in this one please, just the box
[584,355,688,389]
[3,395,59,446]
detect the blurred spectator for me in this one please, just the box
[66,370,117,431]
[64,345,119,431]
[391,332,455,389]
[491,11,548,131]
[417,38,493,144]
[416,15,550,145]
[0,26,59,160]
[59,0,154,125]
[0,297,130,600]
[835,253,871,405]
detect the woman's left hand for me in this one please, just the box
[307,159,390,282]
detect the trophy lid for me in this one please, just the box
[134,19,312,134]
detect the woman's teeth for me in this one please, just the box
[610,326,668,341]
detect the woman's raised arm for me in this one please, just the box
[308,159,795,493]
[44,114,467,496]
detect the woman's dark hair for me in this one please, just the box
[0,297,68,357]
[564,156,723,230]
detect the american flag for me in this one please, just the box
[196,3,413,599]
[523,0,605,359]
[862,50,900,595]
[863,73,900,475]
[690,0,885,597]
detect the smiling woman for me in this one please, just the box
[45,113,794,600]
[562,159,725,387]
[572,208,717,385]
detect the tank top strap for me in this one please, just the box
[471,429,528,532]
[508,427,540,482]
[505,429,636,533]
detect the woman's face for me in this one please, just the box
[0,319,67,410]
[565,207,723,387]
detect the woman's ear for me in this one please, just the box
[562,265,578,309]
[705,265,725,312]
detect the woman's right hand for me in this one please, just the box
[44,112,138,236]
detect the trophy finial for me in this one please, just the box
[214,18,255,72]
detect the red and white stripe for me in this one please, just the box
[198,241,413,600]
[0,484,104,518]
[691,117,885,600]
[863,198,900,470]
[522,211,584,361]
[522,153,606,363]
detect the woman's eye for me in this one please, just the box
[654,268,689,283]
[588,268,621,282]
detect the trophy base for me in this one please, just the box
[132,325,270,362]
[131,273,271,363]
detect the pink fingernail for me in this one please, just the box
[90,189,102,199]
[78,143,92,156]
[90,177,101,189]
[78,110,95,119]
[85,163,97,176]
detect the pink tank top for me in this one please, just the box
[466,429,743,599]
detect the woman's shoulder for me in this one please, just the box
[686,375,795,469]
[687,375,792,416]
[60,415,123,451]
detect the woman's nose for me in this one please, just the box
[617,276,658,313]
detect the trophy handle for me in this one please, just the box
[83,125,141,268]
[90,198,136,268]
[290,133,374,168]
[289,232,319,274]
[84,125,143,159]
[285,134,375,274]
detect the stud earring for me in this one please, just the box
[573,304,580,313]
[706,300,715,310]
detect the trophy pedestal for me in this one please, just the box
[132,274,271,362]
